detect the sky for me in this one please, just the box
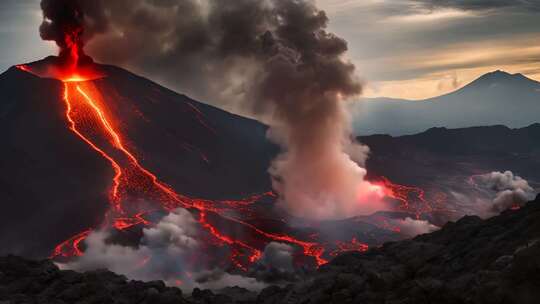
[1,0,539,100]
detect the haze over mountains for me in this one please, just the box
[351,71,540,136]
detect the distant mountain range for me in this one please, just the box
[350,70,540,135]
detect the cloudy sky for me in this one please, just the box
[1,0,539,100]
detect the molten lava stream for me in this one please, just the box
[56,81,311,269]
[62,81,189,212]
[63,83,122,208]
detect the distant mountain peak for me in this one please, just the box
[478,70,521,81]
[465,69,539,89]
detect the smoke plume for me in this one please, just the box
[39,0,385,220]
[60,209,266,290]
[467,171,537,217]
[474,171,536,213]
[39,0,106,67]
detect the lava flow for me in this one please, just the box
[14,61,334,269]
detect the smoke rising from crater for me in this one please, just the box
[39,0,385,219]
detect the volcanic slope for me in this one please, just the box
[0,57,276,257]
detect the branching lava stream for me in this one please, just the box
[45,75,331,269]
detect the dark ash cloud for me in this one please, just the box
[38,0,383,220]
[39,0,107,65]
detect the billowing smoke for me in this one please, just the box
[60,209,266,290]
[474,171,536,213]
[39,0,386,220]
[468,171,537,217]
[39,0,106,66]
[61,209,198,285]
[391,217,439,237]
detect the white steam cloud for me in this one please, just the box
[59,208,266,291]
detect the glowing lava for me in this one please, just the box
[38,66,330,269]
[375,177,439,219]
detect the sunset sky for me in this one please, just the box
[1,0,539,100]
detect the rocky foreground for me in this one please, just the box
[1,195,539,304]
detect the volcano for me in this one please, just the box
[1,57,278,257]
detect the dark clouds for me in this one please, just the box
[39,0,106,63]
[318,0,540,97]
[2,1,539,101]
[414,0,540,12]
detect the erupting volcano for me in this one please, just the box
[2,0,540,301]
[0,0,468,288]
[10,24,450,277]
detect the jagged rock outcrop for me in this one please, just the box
[1,196,539,304]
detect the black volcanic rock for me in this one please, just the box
[0,255,189,304]
[1,197,539,303]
